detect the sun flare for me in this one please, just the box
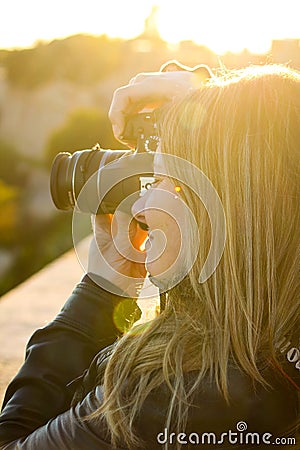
[1,0,299,54]
[156,0,299,54]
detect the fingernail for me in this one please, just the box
[113,124,122,138]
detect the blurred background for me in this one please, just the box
[0,0,299,296]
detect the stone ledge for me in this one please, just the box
[0,237,158,405]
[0,241,86,404]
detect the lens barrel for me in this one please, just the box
[50,147,154,214]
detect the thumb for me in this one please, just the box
[112,211,145,263]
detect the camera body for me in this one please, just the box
[50,111,160,214]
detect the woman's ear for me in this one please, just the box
[159,59,213,81]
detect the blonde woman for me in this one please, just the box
[0,64,299,449]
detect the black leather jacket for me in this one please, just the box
[0,275,299,449]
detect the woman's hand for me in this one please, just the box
[88,212,147,297]
[109,61,212,142]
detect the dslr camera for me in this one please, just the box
[50,110,160,215]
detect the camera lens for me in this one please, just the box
[50,147,154,214]
[50,148,131,212]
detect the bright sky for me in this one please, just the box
[1,0,299,54]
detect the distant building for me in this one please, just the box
[130,5,165,54]
[141,5,161,41]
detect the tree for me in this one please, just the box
[0,180,19,246]
[45,107,124,166]
[0,140,29,187]
[5,34,125,88]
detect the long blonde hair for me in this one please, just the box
[91,65,300,448]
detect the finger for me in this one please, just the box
[160,59,213,81]
[128,72,148,85]
[109,73,193,140]
[111,213,146,262]
[131,260,147,279]
[108,81,166,140]
[130,222,148,249]
[160,60,192,72]
[92,214,113,235]
[111,212,138,243]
